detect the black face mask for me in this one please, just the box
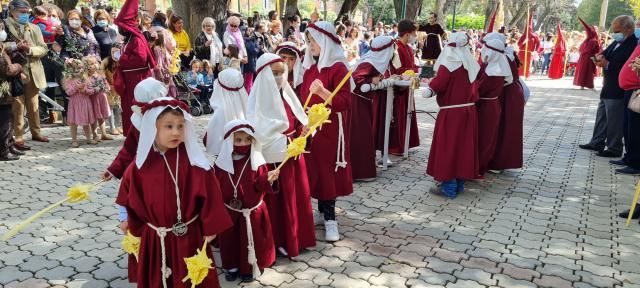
[313,56,319,62]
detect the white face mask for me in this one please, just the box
[274,75,284,88]
[69,20,82,29]
[113,51,121,61]
[409,35,418,44]
[0,30,7,42]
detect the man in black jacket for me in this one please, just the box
[580,16,637,157]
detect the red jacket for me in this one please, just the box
[32,18,55,43]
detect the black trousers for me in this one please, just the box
[623,90,640,169]
[0,104,14,155]
[318,200,336,221]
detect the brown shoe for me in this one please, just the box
[101,134,114,141]
[32,136,50,143]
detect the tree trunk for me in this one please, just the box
[434,0,449,28]
[484,0,499,30]
[53,0,80,12]
[283,0,298,33]
[336,0,360,24]
[503,0,512,30]
[172,0,229,41]
[534,8,550,31]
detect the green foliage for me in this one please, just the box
[576,0,634,30]
[446,14,485,30]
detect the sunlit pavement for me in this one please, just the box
[1,77,640,288]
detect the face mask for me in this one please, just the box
[274,75,284,88]
[17,13,29,25]
[612,32,625,43]
[392,49,401,69]
[69,20,82,29]
[233,145,251,155]
[0,30,7,42]
[409,35,417,44]
[49,16,60,25]
[635,28,640,39]
[97,20,108,28]
[113,51,121,61]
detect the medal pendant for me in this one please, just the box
[229,198,243,210]
[172,221,188,237]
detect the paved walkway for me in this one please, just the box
[1,78,640,288]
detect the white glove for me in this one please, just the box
[361,79,395,93]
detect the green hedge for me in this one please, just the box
[445,15,486,30]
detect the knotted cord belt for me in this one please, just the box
[224,200,264,278]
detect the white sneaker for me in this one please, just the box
[376,158,394,167]
[314,212,325,225]
[324,220,339,242]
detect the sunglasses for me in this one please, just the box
[230,24,239,28]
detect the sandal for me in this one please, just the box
[101,134,114,141]
[87,140,98,145]
[71,141,80,148]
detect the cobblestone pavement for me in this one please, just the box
[1,77,640,288]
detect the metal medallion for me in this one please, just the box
[172,221,188,237]
[229,198,243,210]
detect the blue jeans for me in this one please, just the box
[441,179,465,198]
[542,53,552,73]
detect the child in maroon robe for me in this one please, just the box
[476,38,512,176]
[114,0,156,134]
[276,42,304,92]
[351,36,396,181]
[377,20,420,156]
[573,18,601,89]
[424,32,480,198]
[247,53,316,257]
[215,119,279,283]
[300,21,353,242]
[116,97,231,288]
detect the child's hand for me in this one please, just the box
[310,79,330,100]
[119,221,128,233]
[268,169,280,183]
[204,235,216,243]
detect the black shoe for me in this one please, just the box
[240,274,255,283]
[619,206,640,219]
[597,150,622,158]
[224,270,238,282]
[579,143,602,152]
[9,146,25,156]
[0,153,20,161]
[616,166,640,175]
[610,159,627,166]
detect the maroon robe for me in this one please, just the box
[215,158,276,275]
[300,62,353,200]
[548,24,566,79]
[107,128,139,179]
[376,41,420,155]
[573,37,600,88]
[114,0,156,134]
[350,62,381,180]
[490,56,525,170]
[426,66,479,182]
[475,69,504,176]
[116,144,232,288]
[265,95,316,257]
[517,36,540,78]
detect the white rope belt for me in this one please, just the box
[439,103,475,110]
[146,215,199,288]
[479,97,499,101]
[335,112,347,171]
[122,66,151,73]
[224,200,264,278]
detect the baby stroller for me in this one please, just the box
[173,72,212,116]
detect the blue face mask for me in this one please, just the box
[634,28,640,39]
[17,13,29,24]
[612,32,625,43]
[97,20,108,28]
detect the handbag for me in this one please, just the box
[629,89,640,113]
